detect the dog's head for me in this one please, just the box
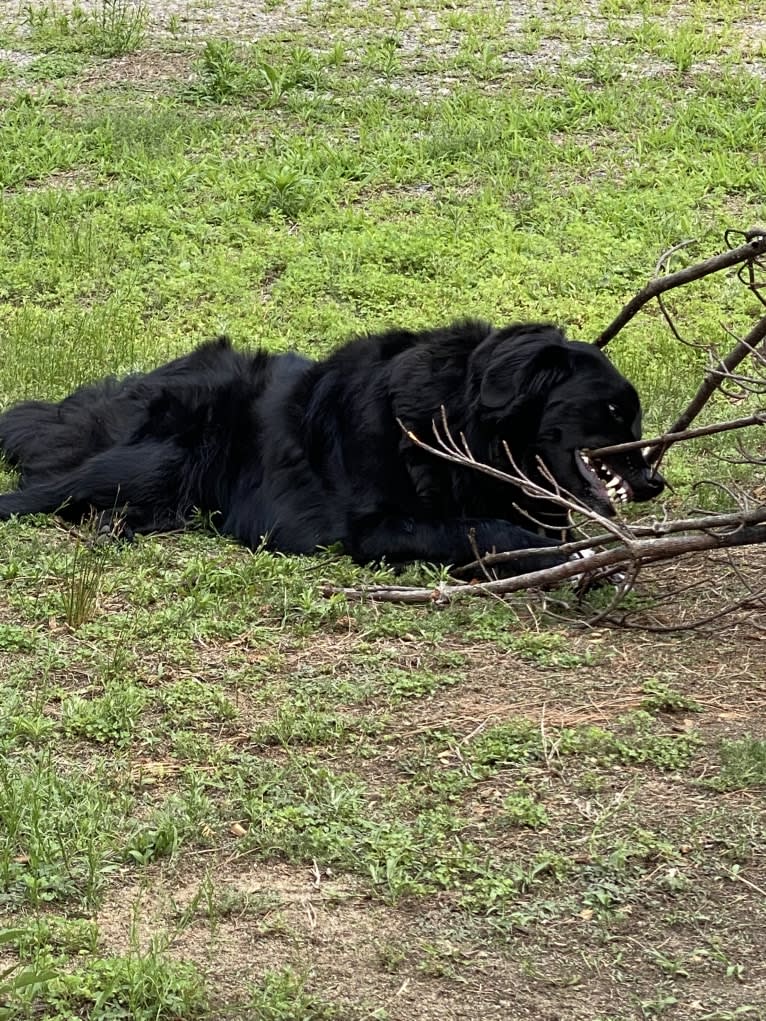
[475,324,664,518]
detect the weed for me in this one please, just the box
[467,718,542,767]
[247,968,338,1020]
[254,701,357,747]
[0,752,132,907]
[0,624,38,652]
[0,929,55,1021]
[461,611,591,666]
[466,713,700,772]
[25,52,85,80]
[123,817,180,865]
[122,782,217,865]
[502,789,550,829]
[62,681,145,745]
[712,736,766,791]
[258,163,314,218]
[191,39,251,103]
[190,39,328,109]
[363,35,402,78]
[60,532,110,628]
[640,995,679,1017]
[0,697,57,748]
[234,759,468,900]
[12,939,207,1019]
[640,678,703,714]
[10,916,100,956]
[157,677,238,727]
[376,940,408,974]
[168,729,223,763]
[384,667,460,700]
[22,0,148,56]
[416,940,466,979]
[461,852,568,915]
[658,22,734,73]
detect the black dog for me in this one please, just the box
[0,320,663,573]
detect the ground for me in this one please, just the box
[0,1,765,1019]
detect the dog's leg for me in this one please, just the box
[348,516,566,574]
[0,442,185,531]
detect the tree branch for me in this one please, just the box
[323,525,766,604]
[455,505,766,574]
[595,232,766,348]
[586,412,765,460]
[326,229,766,617]
[656,313,766,448]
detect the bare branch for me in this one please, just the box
[596,232,766,347]
[455,505,766,574]
[323,524,766,604]
[654,238,704,350]
[336,229,766,619]
[401,415,635,545]
[586,412,766,460]
[656,313,766,449]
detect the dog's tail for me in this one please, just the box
[0,377,124,482]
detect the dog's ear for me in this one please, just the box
[479,328,571,419]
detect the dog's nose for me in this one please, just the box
[637,467,665,500]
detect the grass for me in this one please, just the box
[21,0,148,57]
[3,924,208,1020]
[0,1,764,1018]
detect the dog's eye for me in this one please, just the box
[607,402,623,421]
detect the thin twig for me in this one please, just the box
[581,560,641,628]
[404,414,634,547]
[654,238,701,349]
[602,583,766,633]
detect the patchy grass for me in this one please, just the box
[21,0,148,57]
[0,1,765,1019]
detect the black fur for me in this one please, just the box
[0,320,664,573]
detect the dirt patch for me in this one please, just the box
[89,844,766,1020]
[74,48,194,89]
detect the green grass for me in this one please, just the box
[712,737,766,792]
[0,2,765,1018]
[22,0,148,57]
[3,925,207,1020]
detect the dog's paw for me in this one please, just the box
[568,548,626,592]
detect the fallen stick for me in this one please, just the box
[322,523,766,604]
[454,506,766,574]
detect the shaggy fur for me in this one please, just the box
[0,320,664,573]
